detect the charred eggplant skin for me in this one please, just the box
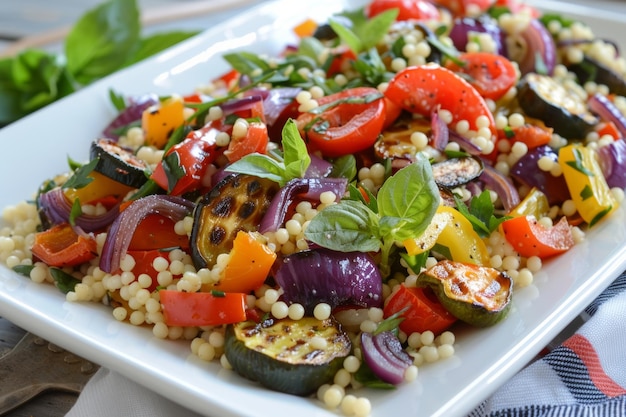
[431,156,484,189]
[568,55,626,97]
[89,138,149,188]
[224,317,351,396]
[517,73,597,139]
[189,174,279,270]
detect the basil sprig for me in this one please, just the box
[304,154,439,278]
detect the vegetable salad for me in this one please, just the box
[3,0,626,415]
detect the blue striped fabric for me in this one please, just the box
[468,271,626,417]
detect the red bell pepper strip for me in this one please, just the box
[159,290,247,327]
[501,215,575,259]
[383,284,457,335]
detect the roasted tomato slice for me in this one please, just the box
[296,87,386,158]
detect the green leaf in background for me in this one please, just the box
[12,49,75,112]
[65,0,141,84]
[129,30,200,65]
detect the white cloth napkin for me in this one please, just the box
[66,273,626,417]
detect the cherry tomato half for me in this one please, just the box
[445,52,518,101]
[385,64,496,137]
[367,0,440,21]
[384,284,457,335]
[501,215,575,259]
[297,87,386,157]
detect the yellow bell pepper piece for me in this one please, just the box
[404,205,489,265]
[64,171,135,204]
[558,144,616,227]
[508,187,550,219]
[142,96,186,149]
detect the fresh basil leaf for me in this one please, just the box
[454,191,508,237]
[282,119,311,180]
[376,155,439,239]
[62,158,99,190]
[353,361,396,389]
[378,216,423,242]
[12,264,35,278]
[400,251,429,274]
[49,267,81,294]
[298,37,327,63]
[162,151,186,193]
[69,198,83,227]
[329,18,362,53]
[304,200,381,253]
[223,51,272,76]
[65,0,141,84]
[128,30,200,64]
[108,89,126,111]
[348,183,378,213]
[359,8,398,51]
[330,154,357,181]
[225,154,286,184]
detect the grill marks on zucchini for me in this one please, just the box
[190,174,279,269]
[90,138,149,188]
[225,317,351,396]
[517,73,597,139]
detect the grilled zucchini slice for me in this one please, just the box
[224,317,351,396]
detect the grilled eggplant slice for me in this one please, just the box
[90,138,149,188]
[567,55,626,97]
[224,317,351,396]
[432,156,483,188]
[189,174,279,270]
[517,73,597,139]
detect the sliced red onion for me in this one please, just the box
[598,139,626,189]
[220,95,264,117]
[39,188,121,232]
[511,19,556,75]
[305,153,333,178]
[99,195,194,273]
[479,163,520,212]
[258,177,348,233]
[588,93,626,139]
[430,111,449,151]
[274,248,383,313]
[449,15,507,55]
[102,94,158,140]
[448,131,482,155]
[509,145,570,205]
[262,87,301,127]
[360,331,412,385]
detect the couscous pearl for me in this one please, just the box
[314,303,332,320]
[343,355,361,373]
[271,301,289,319]
[404,365,419,382]
[353,397,372,417]
[360,320,378,334]
[264,288,280,304]
[198,343,216,361]
[288,303,305,320]
[420,345,439,362]
[323,385,344,409]
[341,395,358,416]
[438,344,455,359]
[152,322,169,339]
[420,330,435,346]
[439,331,456,346]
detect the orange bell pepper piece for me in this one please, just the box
[212,231,276,293]
[31,223,98,267]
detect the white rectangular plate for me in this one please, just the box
[2,1,626,416]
